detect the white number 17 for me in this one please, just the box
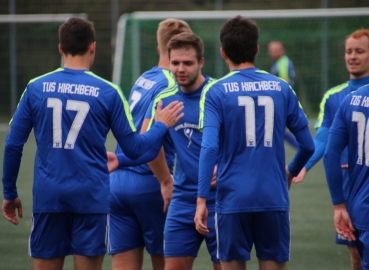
[47,98,90,149]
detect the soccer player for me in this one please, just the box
[194,16,314,270]
[268,40,295,88]
[108,19,192,270]
[293,29,369,270]
[1,17,183,270]
[268,40,298,149]
[140,32,221,270]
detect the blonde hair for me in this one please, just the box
[157,18,192,54]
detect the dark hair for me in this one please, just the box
[167,32,204,61]
[59,17,96,56]
[220,16,259,64]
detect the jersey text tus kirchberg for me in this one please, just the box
[350,95,369,107]
[42,82,99,97]
[223,81,281,93]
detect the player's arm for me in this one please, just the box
[292,92,332,183]
[141,99,174,213]
[195,88,220,235]
[323,110,355,241]
[2,88,33,225]
[287,125,315,188]
[111,93,183,160]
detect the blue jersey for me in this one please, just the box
[198,68,309,213]
[3,67,138,213]
[270,55,295,88]
[146,76,216,206]
[115,66,176,174]
[329,85,369,230]
[311,76,369,199]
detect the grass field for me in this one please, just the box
[0,125,352,269]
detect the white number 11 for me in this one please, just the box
[238,96,274,147]
[47,98,90,149]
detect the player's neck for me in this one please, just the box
[62,55,92,70]
[228,61,255,71]
[157,55,170,69]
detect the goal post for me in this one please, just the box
[113,8,369,118]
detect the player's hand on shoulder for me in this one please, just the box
[155,100,184,128]
[2,198,23,225]
[106,151,119,173]
[292,167,307,184]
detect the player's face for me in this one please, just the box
[268,42,283,61]
[170,47,204,91]
[345,36,369,78]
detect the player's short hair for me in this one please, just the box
[220,16,259,65]
[59,17,96,56]
[167,32,204,61]
[346,29,369,44]
[157,18,192,53]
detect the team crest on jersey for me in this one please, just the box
[174,122,198,148]
[184,128,193,147]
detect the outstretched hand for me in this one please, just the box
[2,198,23,225]
[155,100,184,128]
[292,167,307,184]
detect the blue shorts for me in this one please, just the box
[164,202,219,263]
[108,170,166,255]
[355,229,369,270]
[335,232,356,247]
[29,212,108,258]
[217,211,290,262]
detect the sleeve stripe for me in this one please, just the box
[147,85,178,130]
[314,82,349,129]
[86,71,136,132]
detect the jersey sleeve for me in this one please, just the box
[286,87,309,133]
[3,87,34,200]
[108,86,137,139]
[198,87,221,198]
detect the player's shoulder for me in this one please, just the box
[324,82,350,98]
[352,83,369,95]
[27,68,64,86]
[139,66,175,89]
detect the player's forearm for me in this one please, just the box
[116,122,167,160]
[288,125,315,176]
[148,147,173,184]
[198,146,217,198]
[305,127,329,171]
[2,127,28,200]
[115,141,161,168]
[323,133,346,205]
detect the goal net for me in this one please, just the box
[0,13,87,120]
[113,8,369,118]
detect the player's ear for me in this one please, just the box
[58,44,64,56]
[255,45,259,56]
[220,47,228,61]
[199,57,205,68]
[157,46,160,55]
[89,42,96,54]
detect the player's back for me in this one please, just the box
[333,85,369,230]
[13,67,133,214]
[115,66,176,174]
[204,68,307,213]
